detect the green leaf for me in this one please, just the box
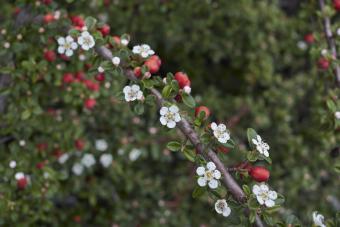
[183,147,196,162]
[249,210,256,223]
[142,79,155,89]
[162,85,172,98]
[85,17,97,30]
[182,93,196,108]
[242,185,251,196]
[247,151,258,162]
[133,103,144,115]
[192,186,206,198]
[166,141,181,152]
[21,110,31,120]
[247,196,259,210]
[170,80,179,93]
[326,100,336,112]
[265,205,281,214]
[247,128,258,149]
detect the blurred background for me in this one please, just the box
[0,0,339,226]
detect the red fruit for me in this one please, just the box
[42,0,53,5]
[59,54,70,61]
[13,7,21,15]
[174,72,191,88]
[63,73,74,84]
[250,166,270,182]
[217,146,230,154]
[104,0,110,6]
[95,73,105,82]
[53,149,63,158]
[148,55,162,66]
[144,60,160,74]
[195,106,210,119]
[333,0,340,11]
[134,67,142,78]
[99,24,110,36]
[44,50,56,62]
[36,143,48,151]
[75,139,85,150]
[73,215,81,223]
[36,162,45,169]
[83,80,99,91]
[70,16,85,28]
[75,71,85,81]
[85,98,96,109]
[43,13,54,24]
[318,58,330,70]
[17,177,28,190]
[304,33,314,44]
[112,36,121,44]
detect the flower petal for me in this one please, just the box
[160,116,167,125]
[222,206,231,217]
[169,105,179,113]
[208,179,218,189]
[160,107,168,115]
[268,190,277,200]
[206,161,216,171]
[213,170,221,179]
[197,177,207,187]
[196,166,205,176]
[252,185,260,195]
[265,199,275,207]
[167,120,176,128]
[211,122,217,130]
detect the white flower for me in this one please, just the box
[77,31,95,51]
[215,199,231,217]
[132,44,155,58]
[9,160,16,168]
[252,135,270,157]
[183,86,191,94]
[58,153,70,164]
[100,153,113,168]
[211,122,230,144]
[252,184,277,208]
[335,111,340,120]
[196,162,221,189]
[121,38,129,46]
[4,42,10,49]
[297,41,307,50]
[129,148,141,161]
[98,66,105,73]
[79,54,86,61]
[312,211,326,227]
[57,36,78,57]
[337,28,340,36]
[19,140,26,146]
[159,105,181,129]
[95,139,108,151]
[72,163,84,175]
[321,49,328,56]
[123,85,144,102]
[15,172,25,180]
[81,154,96,168]
[112,56,120,66]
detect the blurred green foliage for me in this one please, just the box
[0,0,339,226]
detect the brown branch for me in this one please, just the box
[14,13,265,227]
[96,45,265,227]
[319,0,340,87]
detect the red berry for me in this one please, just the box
[174,72,191,88]
[95,73,105,82]
[304,33,314,44]
[43,13,54,24]
[195,106,210,119]
[104,0,110,6]
[85,98,96,109]
[83,80,99,91]
[63,73,74,84]
[334,0,340,11]
[217,146,230,154]
[53,149,63,158]
[112,36,121,44]
[75,71,85,82]
[73,215,81,223]
[17,177,28,190]
[44,50,56,62]
[250,166,270,182]
[36,143,48,151]
[144,55,161,74]
[99,24,110,37]
[42,0,53,5]
[36,162,45,169]
[13,7,21,15]
[318,58,330,70]
[70,16,85,28]
[75,139,85,150]
[134,67,142,78]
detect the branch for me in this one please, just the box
[14,12,265,227]
[96,46,265,227]
[319,0,340,87]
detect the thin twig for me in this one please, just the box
[319,0,340,87]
